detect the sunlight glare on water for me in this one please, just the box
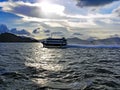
[25,45,64,72]
[0,43,120,90]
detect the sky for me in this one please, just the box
[0,0,120,39]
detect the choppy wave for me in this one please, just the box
[0,43,120,90]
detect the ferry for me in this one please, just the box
[41,37,67,48]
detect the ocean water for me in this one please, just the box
[0,43,120,90]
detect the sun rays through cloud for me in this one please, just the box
[39,1,65,16]
[0,0,120,39]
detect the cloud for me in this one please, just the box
[0,0,120,39]
[76,0,119,7]
[0,24,9,33]
[0,1,66,19]
[0,1,43,17]
[44,29,50,33]
[32,27,51,38]
[113,7,120,17]
[0,24,30,35]
[0,0,8,2]
[32,28,40,34]
[73,33,83,36]
[50,31,65,38]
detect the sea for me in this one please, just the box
[0,43,120,90]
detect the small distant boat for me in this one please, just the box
[41,37,67,48]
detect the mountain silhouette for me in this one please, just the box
[10,28,30,35]
[67,37,120,45]
[0,33,38,42]
[0,24,9,33]
[0,24,30,36]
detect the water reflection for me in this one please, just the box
[25,46,64,71]
[0,43,44,89]
[1,43,120,90]
[24,44,66,88]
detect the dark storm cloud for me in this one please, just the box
[76,0,119,7]
[10,5,42,18]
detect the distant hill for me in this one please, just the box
[0,33,38,42]
[93,37,120,45]
[67,37,120,45]
[67,37,91,44]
